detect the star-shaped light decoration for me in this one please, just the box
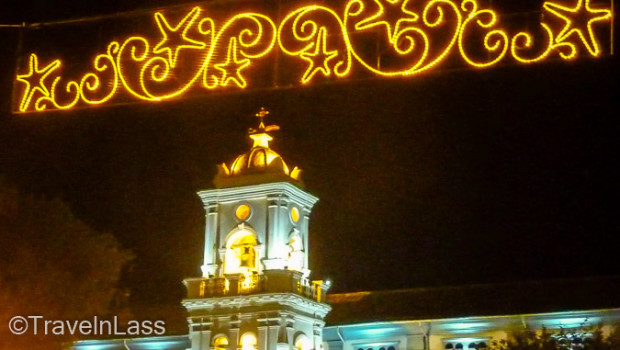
[16,54,61,112]
[214,38,251,88]
[299,27,339,84]
[355,0,419,45]
[153,7,207,68]
[543,0,612,57]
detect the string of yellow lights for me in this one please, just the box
[13,0,613,112]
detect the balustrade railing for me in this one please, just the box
[184,271,328,302]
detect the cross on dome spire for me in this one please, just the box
[255,107,269,127]
[215,107,303,186]
[248,107,280,148]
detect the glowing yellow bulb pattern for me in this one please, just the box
[14,0,612,112]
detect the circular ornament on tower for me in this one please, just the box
[235,204,251,221]
[290,206,300,224]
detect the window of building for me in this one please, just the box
[445,341,487,350]
[240,333,257,350]
[224,229,258,275]
[356,343,397,350]
[295,334,311,350]
[553,332,592,350]
[213,336,228,350]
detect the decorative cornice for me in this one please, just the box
[198,182,319,208]
[183,292,331,318]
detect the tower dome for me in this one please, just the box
[229,140,290,176]
[214,108,302,188]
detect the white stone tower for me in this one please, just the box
[183,108,331,350]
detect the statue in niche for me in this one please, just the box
[287,234,304,271]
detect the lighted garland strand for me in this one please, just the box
[15,0,612,112]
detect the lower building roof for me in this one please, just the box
[326,276,620,325]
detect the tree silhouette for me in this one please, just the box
[490,323,620,350]
[0,179,133,349]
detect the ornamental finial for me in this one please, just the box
[256,107,269,125]
[248,107,280,148]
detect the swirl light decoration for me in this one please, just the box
[14,0,612,112]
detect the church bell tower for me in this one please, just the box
[183,108,331,350]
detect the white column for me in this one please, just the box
[189,318,212,350]
[202,203,219,277]
[302,209,311,276]
[264,195,286,270]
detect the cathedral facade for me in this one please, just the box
[71,110,619,350]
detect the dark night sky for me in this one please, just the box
[0,0,618,312]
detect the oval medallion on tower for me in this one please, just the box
[291,206,300,224]
[236,204,251,221]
